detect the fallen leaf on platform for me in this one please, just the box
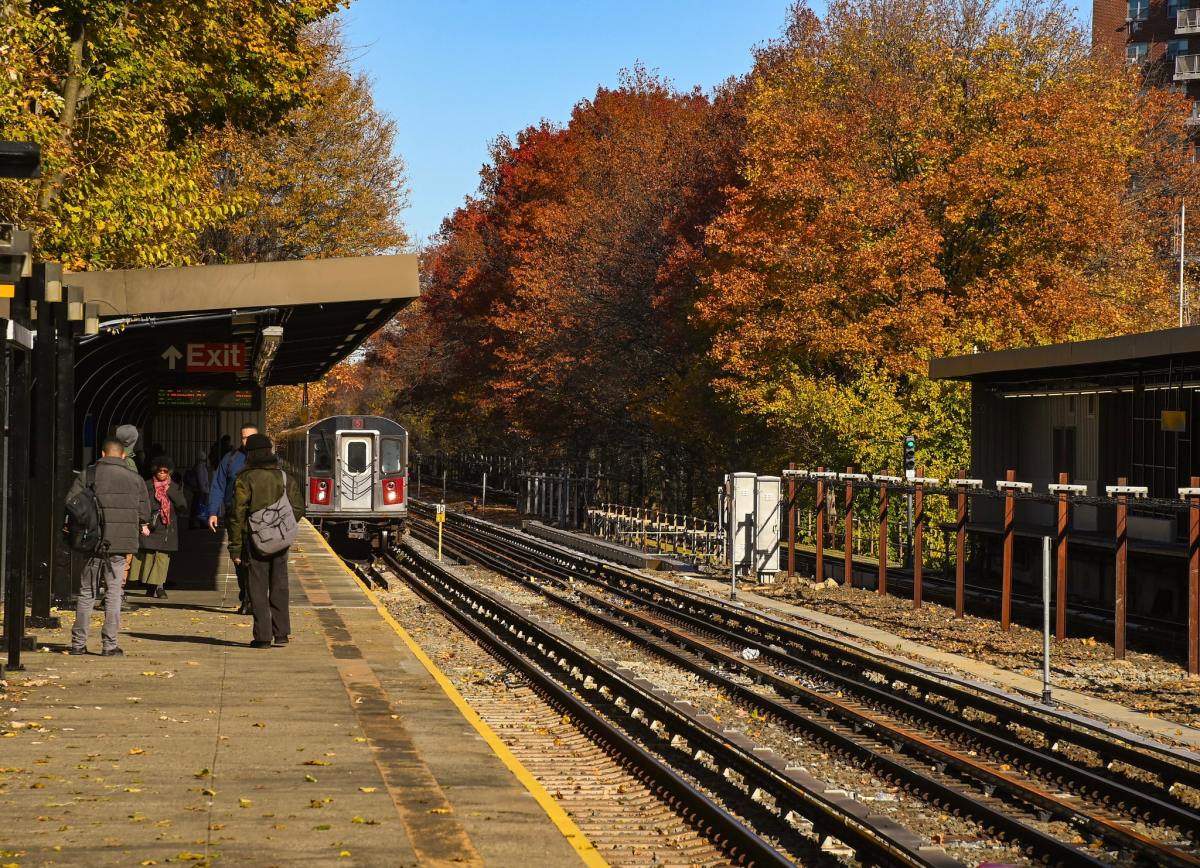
[208,824,224,831]
[304,774,317,783]
[128,747,145,756]
[201,788,216,797]
[124,787,142,793]
[352,737,367,743]
[339,853,351,859]
[194,768,211,779]
[139,861,158,865]
[302,760,328,766]
[252,722,266,728]
[140,672,159,677]
[357,787,377,794]
[238,798,251,808]
[428,808,451,815]
[175,853,206,862]
[351,816,365,824]
[313,824,331,831]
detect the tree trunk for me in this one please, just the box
[37,21,86,211]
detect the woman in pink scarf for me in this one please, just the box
[130,456,188,599]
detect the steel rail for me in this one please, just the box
[385,541,963,868]
[410,501,1200,849]
[412,519,1198,868]
[410,502,1200,808]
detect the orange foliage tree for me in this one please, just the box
[698,0,1200,474]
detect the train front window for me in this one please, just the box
[312,437,332,473]
[346,441,368,474]
[381,439,404,475]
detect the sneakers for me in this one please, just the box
[67,646,86,656]
[101,647,125,657]
[154,586,167,599]
[249,640,272,649]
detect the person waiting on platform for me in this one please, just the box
[228,433,304,648]
[67,438,152,657]
[184,449,211,529]
[130,455,188,600]
[209,423,257,614]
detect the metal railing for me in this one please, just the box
[586,503,725,565]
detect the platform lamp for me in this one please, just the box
[65,286,85,322]
[253,325,284,386]
[83,303,99,336]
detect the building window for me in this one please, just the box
[1170,0,1184,16]
[1127,42,1149,65]
[1128,0,1149,20]
[1168,39,1191,62]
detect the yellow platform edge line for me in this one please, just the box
[306,522,608,868]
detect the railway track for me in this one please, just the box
[404,502,1200,867]
[377,541,962,867]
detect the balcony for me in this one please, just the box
[1176,53,1200,79]
[1179,8,1200,33]
[1189,104,1200,126]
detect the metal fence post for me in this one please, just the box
[1189,477,1200,677]
[844,467,854,588]
[815,467,825,582]
[913,471,925,609]
[1056,472,1070,642]
[955,475,967,619]
[1114,477,1129,661]
[1002,468,1016,631]
[878,478,889,595]
[787,462,796,580]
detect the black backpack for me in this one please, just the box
[64,467,107,555]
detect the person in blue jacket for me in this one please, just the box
[208,423,258,614]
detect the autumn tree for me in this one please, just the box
[699,0,1199,475]
[198,21,408,263]
[0,0,344,268]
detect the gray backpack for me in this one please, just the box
[248,470,298,555]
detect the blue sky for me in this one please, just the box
[341,0,1092,244]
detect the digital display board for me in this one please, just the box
[156,387,258,410]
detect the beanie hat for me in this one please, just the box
[244,433,272,452]
[115,424,139,450]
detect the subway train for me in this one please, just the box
[276,414,409,547]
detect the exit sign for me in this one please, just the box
[162,342,247,374]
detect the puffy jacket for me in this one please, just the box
[209,449,246,518]
[66,457,152,555]
[141,479,188,552]
[228,458,304,558]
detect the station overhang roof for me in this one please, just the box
[68,254,419,386]
[930,325,1200,386]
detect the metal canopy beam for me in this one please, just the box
[63,254,418,316]
[930,325,1200,382]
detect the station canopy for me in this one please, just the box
[67,255,419,433]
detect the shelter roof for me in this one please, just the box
[929,325,1200,385]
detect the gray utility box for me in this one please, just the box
[725,472,782,581]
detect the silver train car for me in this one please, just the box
[277,414,409,545]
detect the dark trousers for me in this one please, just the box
[247,548,291,643]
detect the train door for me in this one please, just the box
[338,433,375,510]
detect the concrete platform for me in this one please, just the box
[0,521,595,866]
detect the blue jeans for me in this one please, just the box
[71,555,126,652]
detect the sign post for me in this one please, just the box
[1042,534,1052,704]
[436,503,446,561]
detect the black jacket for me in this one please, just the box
[141,479,188,552]
[66,457,152,555]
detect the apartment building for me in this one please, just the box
[1095,0,1200,123]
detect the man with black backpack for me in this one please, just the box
[228,433,303,649]
[66,439,152,657]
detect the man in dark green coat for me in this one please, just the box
[229,433,304,648]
